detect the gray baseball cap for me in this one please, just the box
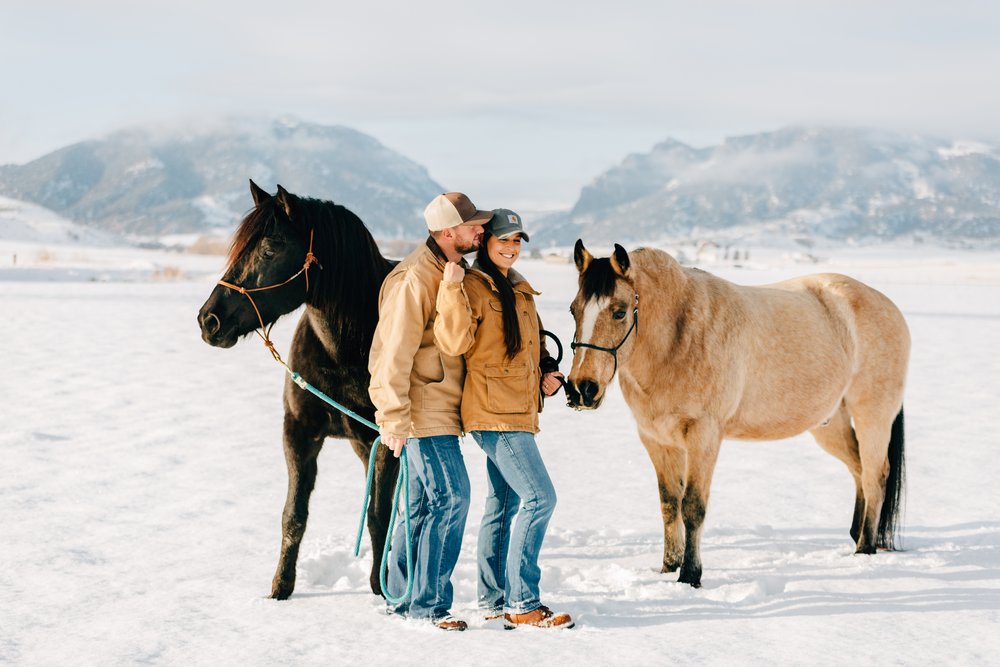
[488,208,530,242]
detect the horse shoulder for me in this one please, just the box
[628,268,745,417]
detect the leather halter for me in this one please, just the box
[216,228,319,365]
[570,292,639,376]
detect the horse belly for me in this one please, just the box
[726,327,852,441]
[726,395,841,441]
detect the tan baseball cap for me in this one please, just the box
[424,192,493,231]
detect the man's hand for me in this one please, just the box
[541,371,565,396]
[381,433,407,458]
[443,261,465,283]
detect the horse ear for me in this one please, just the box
[275,184,294,219]
[249,179,270,206]
[611,243,630,276]
[574,239,593,273]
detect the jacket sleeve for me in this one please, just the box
[368,273,432,439]
[434,279,478,357]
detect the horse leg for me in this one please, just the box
[677,420,722,588]
[808,402,865,544]
[271,416,324,600]
[851,401,902,554]
[349,437,400,596]
[639,433,687,574]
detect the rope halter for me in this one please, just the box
[216,228,320,367]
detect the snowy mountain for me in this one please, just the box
[0,118,444,239]
[0,195,121,245]
[535,127,1000,246]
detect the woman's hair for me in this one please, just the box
[476,231,521,359]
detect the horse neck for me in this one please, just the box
[305,241,393,361]
[624,250,695,371]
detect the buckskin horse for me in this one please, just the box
[565,240,909,588]
[197,181,398,599]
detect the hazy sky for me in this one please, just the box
[2,0,999,210]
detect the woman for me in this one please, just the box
[434,208,573,630]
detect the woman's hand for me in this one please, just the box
[443,261,465,283]
[541,371,564,396]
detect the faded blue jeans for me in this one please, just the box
[472,430,557,614]
[385,435,470,621]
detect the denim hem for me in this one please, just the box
[505,602,542,614]
[385,605,407,618]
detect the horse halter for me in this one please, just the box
[570,292,639,376]
[216,228,320,365]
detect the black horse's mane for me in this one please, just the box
[227,193,394,349]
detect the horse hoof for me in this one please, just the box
[678,567,702,588]
[271,580,294,600]
[854,543,876,555]
[660,563,680,574]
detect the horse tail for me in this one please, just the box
[876,406,906,550]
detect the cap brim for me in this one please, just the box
[496,231,530,242]
[461,209,494,225]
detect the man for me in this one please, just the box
[368,192,490,631]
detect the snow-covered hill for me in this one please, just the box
[0,195,120,245]
[536,127,1000,247]
[0,117,444,238]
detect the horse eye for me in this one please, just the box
[263,249,275,258]
[613,310,626,320]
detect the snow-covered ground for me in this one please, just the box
[2,237,999,665]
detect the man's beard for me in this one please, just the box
[454,235,482,255]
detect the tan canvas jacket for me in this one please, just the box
[368,239,467,439]
[434,264,554,433]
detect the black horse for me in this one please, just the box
[197,181,398,599]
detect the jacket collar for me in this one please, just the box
[425,235,448,263]
[470,260,540,295]
[424,235,469,269]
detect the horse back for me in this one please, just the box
[721,272,907,438]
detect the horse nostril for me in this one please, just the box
[579,380,599,404]
[201,312,221,335]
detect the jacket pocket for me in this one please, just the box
[485,363,529,414]
[419,380,458,412]
[418,352,462,413]
[412,346,445,384]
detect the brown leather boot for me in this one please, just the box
[432,615,468,631]
[504,605,574,629]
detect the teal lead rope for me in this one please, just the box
[287,371,413,604]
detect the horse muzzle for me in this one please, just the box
[565,379,603,410]
[198,306,239,348]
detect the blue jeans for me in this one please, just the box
[472,430,557,614]
[385,435,470,620]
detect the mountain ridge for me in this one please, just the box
[3,122,999,247]
[536,126,1000,247]
[0,117,444,239]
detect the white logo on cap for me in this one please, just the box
[509,215,518,224]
